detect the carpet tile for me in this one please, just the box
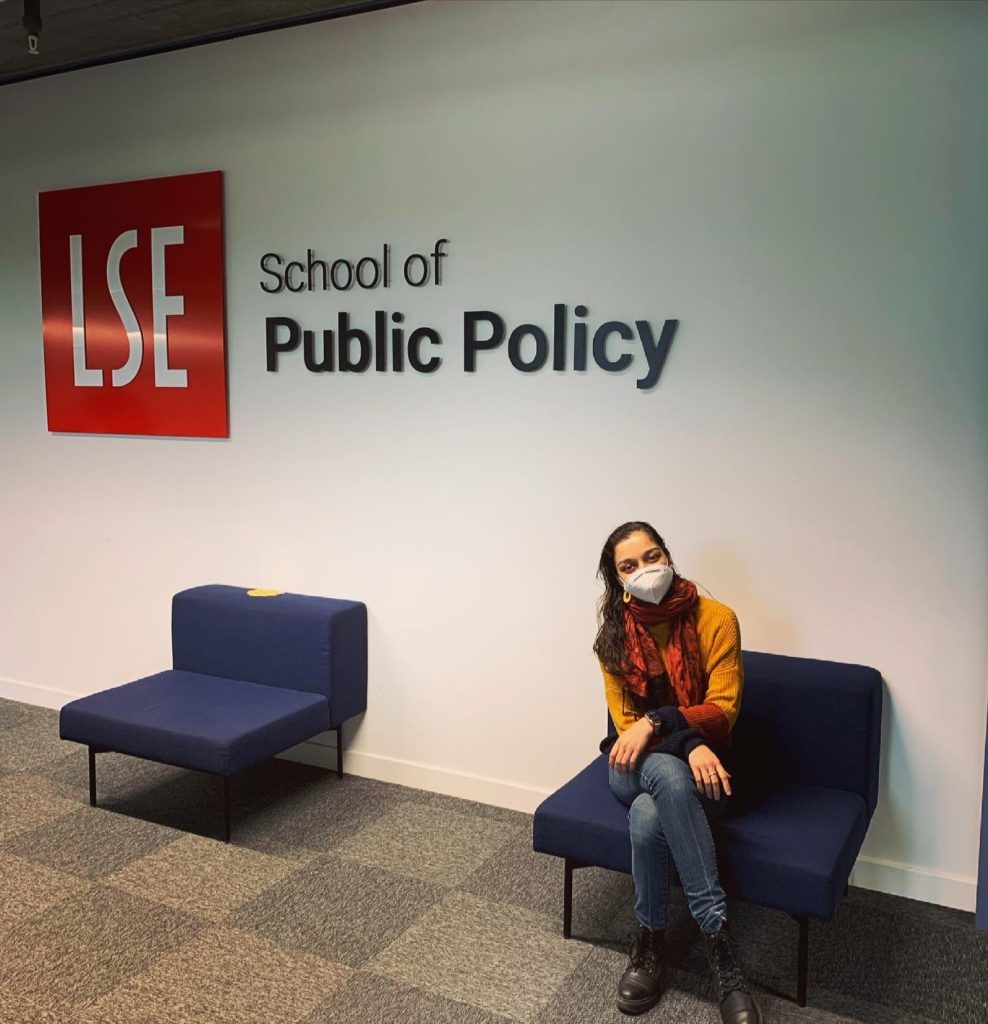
[297,969,517,1024]
[75,926,351,1024]
[106,832,300,921]
[0,698,32,732]
[333,802,521,886]
[0,772,82,842]
[230,852,446,967]
[231,770,408,859]
[0,713,72,771]
[460,828,639,943]
[3,804,183,879]
[0,992,73,1024]
[0,884,203,1013]
[366,890,592,1022]
[0,852,90,932]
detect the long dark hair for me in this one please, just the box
[593,521,675,676]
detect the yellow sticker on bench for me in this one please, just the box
[246,588,285,597]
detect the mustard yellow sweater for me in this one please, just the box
[601,595,744,751]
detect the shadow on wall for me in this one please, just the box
[868,684,909,879]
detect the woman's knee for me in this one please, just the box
[628,792,663,843]
[608,764,640,806]
[639,753,694,800]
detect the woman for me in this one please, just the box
[595,521,761,1023]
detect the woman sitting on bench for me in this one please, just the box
[596,521,761,1023]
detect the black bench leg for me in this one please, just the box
[563,858,574,938]
[796,915,808,1007]
[221,775,231,843]
[88,746,97,806]
[335,725,343,778]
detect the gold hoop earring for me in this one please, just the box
[623,591,631,604]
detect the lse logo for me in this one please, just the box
[39,171,228,437]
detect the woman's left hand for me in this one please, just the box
[687,744,732,801]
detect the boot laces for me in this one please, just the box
[642,942,661,975]
[628,927,661,975]
[708,929,747,996]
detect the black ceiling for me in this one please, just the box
[0,0,415,86]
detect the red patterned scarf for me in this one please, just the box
[622,576,703,708]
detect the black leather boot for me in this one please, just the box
[617,923,665,1015]
[702,922,761,1024]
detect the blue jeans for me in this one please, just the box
[608,752,730,934]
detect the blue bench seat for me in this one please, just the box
[60,670,331,776]
[533,754,868,922]
[716,782,868,921]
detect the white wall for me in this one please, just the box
[1,0,986,910]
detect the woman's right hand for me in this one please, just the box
[609,716,654,772]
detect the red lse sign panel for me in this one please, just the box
[38,170,228,437]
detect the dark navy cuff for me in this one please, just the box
[647,706,688,734]
[680,730,707,760]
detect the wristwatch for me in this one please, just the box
[644,709,664,737]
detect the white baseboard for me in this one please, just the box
[2,678,980,913]
[850,855,976,912]
[277,734,548,815]
[0,677,76,710]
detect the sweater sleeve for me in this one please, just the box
[678,606,743,745]
[601,662,638,735]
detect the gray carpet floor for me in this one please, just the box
[1,696,985,1023]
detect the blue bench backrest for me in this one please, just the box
[171,585,367,722]
[607,649,883,818]
[731,651,882,817]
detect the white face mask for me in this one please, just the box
[623,564,674,605]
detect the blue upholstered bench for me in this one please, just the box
[532,650,883,1007]
[60,584,367,841]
